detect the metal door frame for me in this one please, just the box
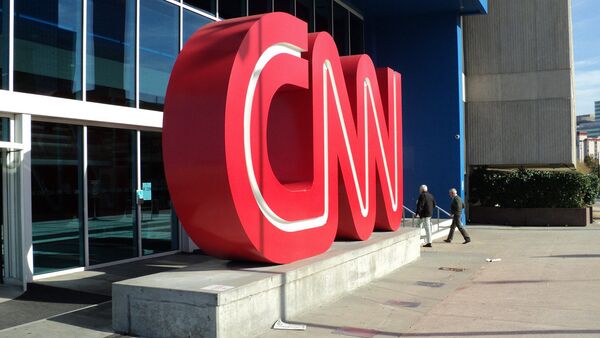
[0,112,28,290]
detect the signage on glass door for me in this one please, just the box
[163,12,403,264]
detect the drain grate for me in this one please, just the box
[333,327,380,338]
[385,300,421,308]
[439,267,466,272]
[416,281,445,288]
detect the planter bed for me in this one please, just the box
[469,206,591,226]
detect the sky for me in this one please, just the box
[572,0,600,115]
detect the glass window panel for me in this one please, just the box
[32,122,84,274]
[139,0,179,111]
[349,13,364,55]
[315,0,332,34]
[219,0,246,19]
[0,117,8,141]
[14,0,83,99]
[333,2,349,56]
[296,0,314,32]
[185,0,216,15]
[274,0,294,15]
[248,0,272,15]
[87,127,136,265]
[1,0,8,89]
[86,0,135,107]
[141,131,178,255]
[183,9,212,45]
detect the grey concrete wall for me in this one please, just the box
[464,0,576,167]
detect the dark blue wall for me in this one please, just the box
[363,13,466,215]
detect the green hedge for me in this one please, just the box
[469,168,600,208]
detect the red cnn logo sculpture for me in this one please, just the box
[163,13,403,264]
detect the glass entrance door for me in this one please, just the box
[1,148,4,283]
[1,117,8,283]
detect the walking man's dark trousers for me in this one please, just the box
[446,195,471,243]
[448,213,470,242]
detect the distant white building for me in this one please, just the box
[577,131,600,162]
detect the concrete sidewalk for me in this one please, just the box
[1,224,600,337]
[259,224,600,337]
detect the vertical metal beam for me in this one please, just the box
[17,114,32,288]
[8,0,14,91]
[82,0,87,101]
[135,0,140,109]
[82,126,89,266]
[179,2,183,50]
[1,148,6,284]
[137,130,142,257]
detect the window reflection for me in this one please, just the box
[183,9,212,45]
[141,132,178,255]
[248,0,271,15]
[0,0,7,89]
[296,0,314,32]
[32,122,84,274]
[87,127,136,265]
[86,0,135,106]
[274,0,294,15]
[14,0,83,99]
[333,2,349,56]
[219,0,246,19]
[139,0,179,111]
[350,13,364,55]
[185,0,216,15]
[0,117,8,141]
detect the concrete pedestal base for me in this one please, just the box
[112,228,420,338]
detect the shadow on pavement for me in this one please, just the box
[0,283,110,330]
[283,321,600,337]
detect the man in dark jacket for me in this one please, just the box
[444,188,471,244]
[416,185,436,247]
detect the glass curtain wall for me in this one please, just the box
[141,131,178,255]
[87,127,136,265]
[274,0,294,15]
[350,12,364,55]
[219,0,246,19]
[4,0,362,104]
[1,0,7,89]
[248,0,271,15]
[139,0,179,111]
[185,0,216,15]
[183,9,212,45]
[31,122,84,274]
[14,0,83,99]
[0,117,8,141]
[86,0,135,106]
[296,0,314,32]
[333,1,349,56]
[315,0,332,34]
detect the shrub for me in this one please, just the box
[469,167,600,209]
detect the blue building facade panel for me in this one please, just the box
[349,0,486,215]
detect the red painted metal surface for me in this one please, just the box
[163,13,403,264]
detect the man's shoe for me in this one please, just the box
[463,239,471,244]
[443,239,451,243]
[423,243,432,248]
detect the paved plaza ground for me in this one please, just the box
[1,223,599,337]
